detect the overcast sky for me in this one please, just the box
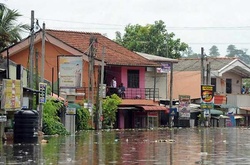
[3,0,250,56]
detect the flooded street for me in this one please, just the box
[1,127,250,164]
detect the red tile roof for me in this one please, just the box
[46,29,158,66]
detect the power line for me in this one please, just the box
[21,16,250,30]
[188,43,250,45]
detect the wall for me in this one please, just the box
[220,72,242,94]
[121,66,145,89]
[145,67,167,100]
[10,41,97,90]
[168,71,201,100]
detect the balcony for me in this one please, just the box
[76,87,159,101]
[226,94,250,107]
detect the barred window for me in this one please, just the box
[127,70,139,88]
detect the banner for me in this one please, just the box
[200,85,214,109]
[1,79,23,109]
[156,63,171,73]
[59,56,83,88]
[178,95,191,119]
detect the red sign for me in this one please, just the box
[201,85,214,103]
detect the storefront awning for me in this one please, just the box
[218,115,243,119]
[140,106,169,112]
[240,107,250,111]
[210,109,223,115]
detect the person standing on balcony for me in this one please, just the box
[109,77,117,95]
[111,77,117,88]
[242,86,246,94]
[118,83,126,99]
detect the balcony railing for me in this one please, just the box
[76,87,159,100]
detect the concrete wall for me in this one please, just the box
[145,67,167,100]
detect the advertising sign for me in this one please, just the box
[200,85,214,109]
[39,83,47,103]
[59,56,83,88]
[156,63,171,73]
[178,95,191,119]
[66,107,76,115]
[1,79,23,109]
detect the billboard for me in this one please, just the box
[156,63,171,73]
[59,56,83,88]
[178,95,191,119]
[200,85,214,109]
[1,79,23,109]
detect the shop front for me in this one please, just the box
[117,105,168,129]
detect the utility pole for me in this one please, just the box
[29,10,35,88]
[206,62,211,85]
[88,36,96,128]
[201,47,205,85]
[169,62,174,127]
[41,23,45,83]
[39,23,45,131]
[35,49,38,89]
[98,46,105,130]
[153,67,156,102]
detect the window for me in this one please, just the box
[226,79,232,94]
[211,78,216,92]
[127,70,139,88]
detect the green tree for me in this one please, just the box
[226,45,250,64]
[182,47,194,57]
[209,45,220,57]
[114,20,188,59]
[102,94,122,129]
[0,3,29,51]
[226,44,237,57]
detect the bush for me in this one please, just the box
[42,97,69,135]
[76,107,90,130]
[102,94,122,129]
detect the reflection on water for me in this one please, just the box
[1,128,250,164]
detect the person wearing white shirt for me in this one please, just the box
[111,77,117,88]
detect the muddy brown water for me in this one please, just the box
[1,127,250,164]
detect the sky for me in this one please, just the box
[3,0,250,56]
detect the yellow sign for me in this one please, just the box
[1,79,23,109]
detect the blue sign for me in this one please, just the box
[170,108,177,116]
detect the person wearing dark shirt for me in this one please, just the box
[118,83,126,98]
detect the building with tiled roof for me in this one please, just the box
[1,29,173,129]
[168,57,250,100]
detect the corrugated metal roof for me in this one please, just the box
[174,58,236,71]
[136,52,178,63]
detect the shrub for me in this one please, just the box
[42,97,69,135]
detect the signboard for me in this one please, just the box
[204,109,210,117]
[0,116,7,122]
[201,85,214,109]
[59,56,83,88]
[178,95,191,118]
[156,63,171,73]
[99,84,106,98]
[39,83,47,103]
[66,107,76,115]
[170,108,177,116]
[1,79,23,109]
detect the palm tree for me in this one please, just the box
[0,3,29,51]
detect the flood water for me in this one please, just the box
[1,127,250,164]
